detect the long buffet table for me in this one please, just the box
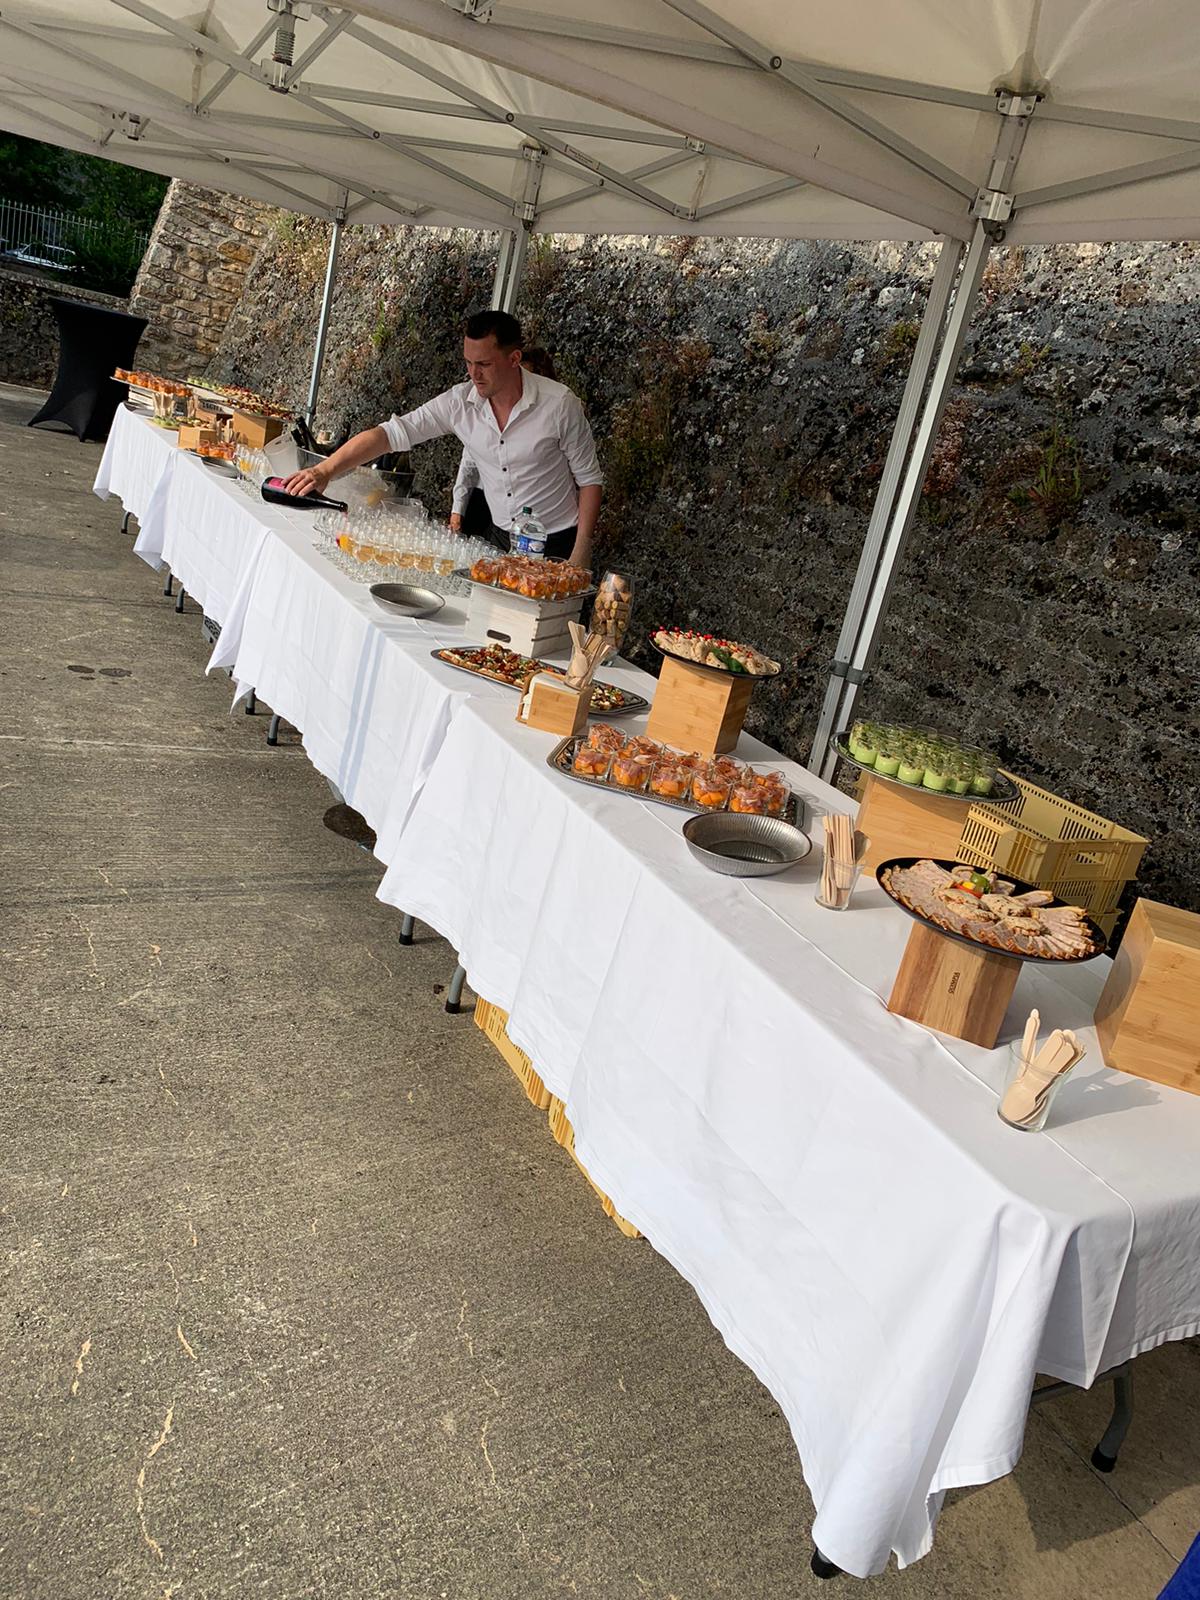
[94,402,1200,1579]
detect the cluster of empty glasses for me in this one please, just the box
[234,443,272,495]
[313,503,495,595]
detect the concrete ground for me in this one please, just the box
[1,380,1197,1600]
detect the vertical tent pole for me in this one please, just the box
[808,236,964,774]
[810,222,994,779]
[489,229,516,310]
[489,146,544,315]
[305,192,347,423]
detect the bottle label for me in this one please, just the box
[514,533,546,559]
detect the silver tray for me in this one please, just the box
[431,647,648,718]
[831,734,1021,806]
[452,567,597,606]
[549,735,805,827]
[199,455,239,478]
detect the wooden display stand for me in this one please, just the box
[518,674,592,737]
[855,773,971,873]
[1094,898,1200,1095]
[645,656,754,756]
[887,922,1021,1048]
[177,421,220,452]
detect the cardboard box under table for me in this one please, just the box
[1094,898,1200,1094]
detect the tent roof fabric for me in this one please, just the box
[1,0,1199,243]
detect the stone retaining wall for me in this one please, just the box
[129,180,276,376]
[207,221,1200,917]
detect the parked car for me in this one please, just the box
[2,241,76,272]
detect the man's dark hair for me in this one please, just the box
[464,309,523,350]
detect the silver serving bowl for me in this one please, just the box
[682,812,813,877]
[369,582,445,620]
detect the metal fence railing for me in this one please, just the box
[0,198,151,265]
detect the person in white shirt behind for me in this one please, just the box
[282,311,603,568]
[450,345,558,544]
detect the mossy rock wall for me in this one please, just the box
[210,224,1200,917]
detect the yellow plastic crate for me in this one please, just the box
[546,1096,641,1240]
[474,999,551,1111]
[957,772,1147,929]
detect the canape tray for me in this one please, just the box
[432,649,647,717]
[876,857,1107,964]
[832,735,1021,806]
[548,735,804,827]
[651,638,783,680]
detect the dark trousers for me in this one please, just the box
[489,523,577,560]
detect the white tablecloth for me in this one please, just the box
[203,515,657,867]
[92,402,177,524]
[376,698,1200,1577]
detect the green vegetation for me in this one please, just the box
[1,134,167,294]
[881,318,920,364]
[1009,341,1051,381]
[1007,424,1084,523]
[0,134,166,231]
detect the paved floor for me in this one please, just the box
[1,382,1197,1599]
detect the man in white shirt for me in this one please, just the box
[282,310,604,568]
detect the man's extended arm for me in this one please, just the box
[281,425,390,497]
[282,390,459,497]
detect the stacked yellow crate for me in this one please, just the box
[473,1001,640,1239]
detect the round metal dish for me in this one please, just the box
[651,638,783,680]
[683,812,812,877]
[369,582,445,620]
[831,735,1021,806]
[875,857,1107,963]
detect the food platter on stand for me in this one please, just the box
[650,638,784,680]
[832,734,1021,806]
[451,568,597,606]
[876,857,1107,964]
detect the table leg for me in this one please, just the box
[244,689,257,715]
[445,964,467,1014]
[811,1548,842,1580]
[174,585,186,613]
[266,714,281,747]
[121,510,132,535]
[1092,1370,1134,1472]
[398,914,415,946]
[163,572,173,597]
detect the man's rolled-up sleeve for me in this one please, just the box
[380,389,458,453]
[559,396,604,487]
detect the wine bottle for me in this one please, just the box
[261,476,347,513]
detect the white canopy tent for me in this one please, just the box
[2,0,1197,758]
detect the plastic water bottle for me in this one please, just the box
[512,505,546,560]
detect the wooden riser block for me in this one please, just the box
[1094,897,1200,1095]
[645,655,756,756]
[856,774,970,873]
[888,922,1021,1048]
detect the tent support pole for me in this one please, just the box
[305,194,347,423]
[809,222,994,779]
[489,229,516,309]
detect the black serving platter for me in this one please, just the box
[875,857,1107,964]
[651,637,783,680]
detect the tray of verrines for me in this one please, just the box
[832,719,1021,805]
[549,725,805,827]
[454,553,596,606]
